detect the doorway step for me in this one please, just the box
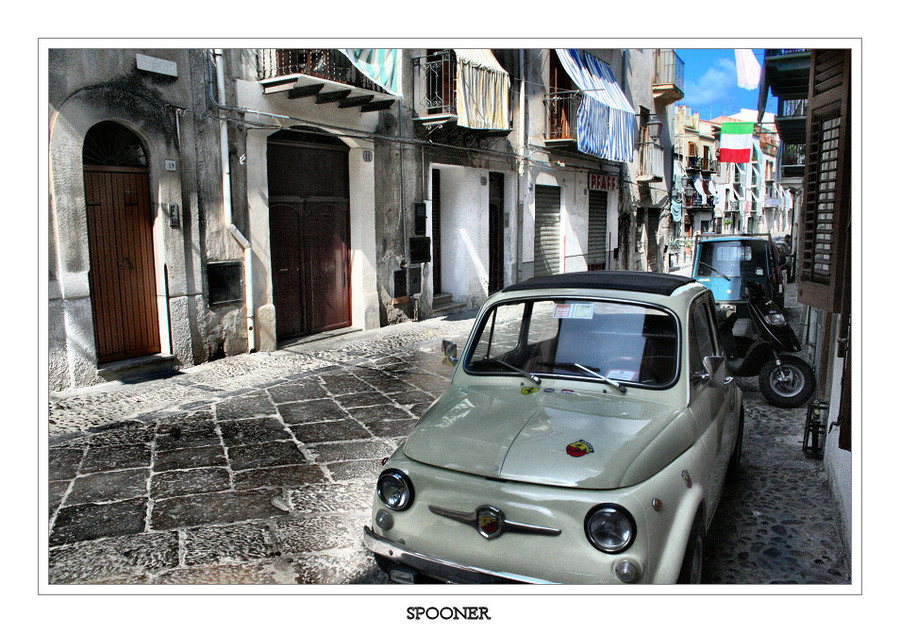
[97,354,180,384]
[432,292,467,316]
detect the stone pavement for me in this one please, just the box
[47,286,850,585]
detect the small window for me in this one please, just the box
[207,261,244,306]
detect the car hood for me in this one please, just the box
[403,385,697,490]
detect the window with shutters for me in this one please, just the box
[797,50,851,314]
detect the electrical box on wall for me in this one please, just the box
[393,265,423,298]
[409,236,431,264]
[413,202,427,235]
[407,265,422,295]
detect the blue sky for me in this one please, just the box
[675,49,774,120]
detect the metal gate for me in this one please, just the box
[534,185,561,278]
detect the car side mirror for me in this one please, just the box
[442,340,459,366]
[702,355,728,388]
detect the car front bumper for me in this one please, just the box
[363,526,552,584]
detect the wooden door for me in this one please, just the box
[84,167,160,363]
[270,199,351,340]
[268,132,351,341]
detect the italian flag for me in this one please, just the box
[719,121,754,163]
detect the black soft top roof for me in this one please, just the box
[502,271,696,296]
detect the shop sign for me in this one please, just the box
[588,172,618,191]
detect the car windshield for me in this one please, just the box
[697,240,767,278]
[465,298,679,388]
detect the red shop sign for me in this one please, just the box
[589,172,617,192]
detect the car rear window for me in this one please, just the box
[697,240,767,277]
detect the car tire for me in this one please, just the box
[726,408,744,482]
[759,356,816,408]
[677,512,705,584]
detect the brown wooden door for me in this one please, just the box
[267,132,352,341]
[84,167,161,364]
[270,199,351,339]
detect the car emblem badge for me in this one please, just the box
[476,507,504,539]
[566,439,594,457]
[521,387,540,395]
[681,469,693,488]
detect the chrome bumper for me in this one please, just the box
[363,526,553,584]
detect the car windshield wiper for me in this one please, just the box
[478,358,541,385]
[541,362,627,392]
[698,261,731,281]
[573,363,626,393]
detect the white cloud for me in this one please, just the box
[684,56,736,106]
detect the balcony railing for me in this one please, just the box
[779,98,808,118]
[412,50,458,117]
[687,156,717,171]
[655,49,685,93]
[257,49,386,93]
[544,90,582,142]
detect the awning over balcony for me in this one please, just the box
[339,49,403,96]
[555,49,635,162]
[453,49,510,130]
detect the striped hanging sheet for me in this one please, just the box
[555,49,635,162]
[453,49,510,130]
[339,49,402,96]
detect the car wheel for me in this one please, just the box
[677,512,705,584]
[726,408,744,482]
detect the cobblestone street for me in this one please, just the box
[47,292,850,585]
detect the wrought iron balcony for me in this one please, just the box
[544,90,582,143]
[653,50,685,105]
[412,50,458,119]
[256,49,394,111]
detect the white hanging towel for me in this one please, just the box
[735,49,761,90]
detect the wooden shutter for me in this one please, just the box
[797,49,851,313]
[534,185,561,277]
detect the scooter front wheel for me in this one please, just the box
[759,356,816,408]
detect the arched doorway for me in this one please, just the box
[267,128,351,340]
[83,121,161,364]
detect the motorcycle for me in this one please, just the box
[716,280,815,407]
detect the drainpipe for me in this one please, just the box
[213,48,256,353]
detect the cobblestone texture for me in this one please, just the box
[47,301,850,585]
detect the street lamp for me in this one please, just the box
[646,113,664,140]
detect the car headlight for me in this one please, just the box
[584,504,636,553]
[377,469,414,511]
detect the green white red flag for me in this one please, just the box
[719,121,754,163]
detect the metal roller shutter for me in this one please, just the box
[587,189,608,270]
[534,185,561,278]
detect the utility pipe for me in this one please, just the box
[213,49,256,352]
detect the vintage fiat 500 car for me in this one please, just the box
[363,272,743,584]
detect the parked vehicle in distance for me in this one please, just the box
[773,235,795,283]
[691,233,787,317]
[364,271,744,584]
